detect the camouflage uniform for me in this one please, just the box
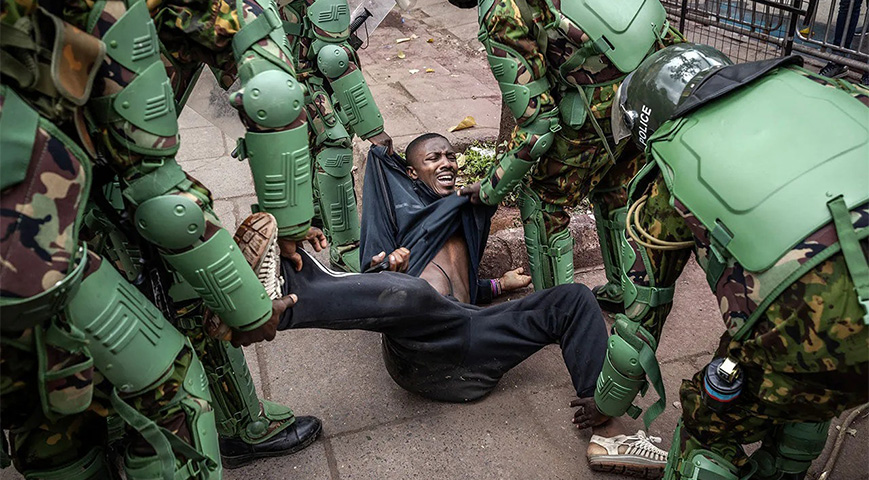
[478,0,680,296]
[622,70,869,472]
[1,1,221,476]
[62,0,311,450]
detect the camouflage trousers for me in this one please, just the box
[520,87,646,237]
[629,175,869,473]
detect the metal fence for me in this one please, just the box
[662,0,869,72]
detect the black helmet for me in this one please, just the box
[611,43,733,149]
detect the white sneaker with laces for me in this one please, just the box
[587,430,668,479]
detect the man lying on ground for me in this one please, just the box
[228,211,668,477]
[360,134,530,304]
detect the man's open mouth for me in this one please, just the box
[436,171,456,188]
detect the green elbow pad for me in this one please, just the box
[163,229,272,331]
[330,69,384,139]
[479,153,536,206]
[66,260,186,395]
[240,124,315,238]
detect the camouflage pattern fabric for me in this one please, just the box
[626,170,869,472]
[481,0,682,239]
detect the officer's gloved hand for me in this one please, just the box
[230,295,297,347]
[457,182,483,204]
[279,227,329,271]
[368,131,394,155]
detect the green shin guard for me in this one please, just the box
[663,421,740,480]
[162,229,273,332]
[201,336,294,444]
[314,147,360,273]
[518,188,574,290]
[591,197,627,311]
[237,124,315,239]
[21,447,111,480]
[751,421,830,479]
[122,353,222,480]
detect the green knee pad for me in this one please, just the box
[200,336,295,443]
[518,187,574,290]
[122,352,222,480]
[21,447,111,480]
[664,421,740,480]
[591,194,626,304]
[751,421,830,479]
[314,146,360,272]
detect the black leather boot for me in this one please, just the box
[219,416,323,469]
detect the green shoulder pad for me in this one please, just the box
[559,0,666,72]
[650,67,869,271]
[101,0,160,74]
[307,0,352,35]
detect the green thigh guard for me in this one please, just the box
[66,261,221,479]
[314,146,360,272]
[518,185,575,289]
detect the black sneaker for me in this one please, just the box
[861,71,869,86]
[819,62,849,79]
[219,416,323,469]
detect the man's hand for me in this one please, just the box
[229,294,297,348]
[457,182,483,205]
[499,267,532,292]
[278,227,328,271]
[368,131,394,155]
[370,247,410,272]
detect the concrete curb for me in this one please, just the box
[479,212,602,279]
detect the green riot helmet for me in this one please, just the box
[447,0,476,9]
[611,43,733,148]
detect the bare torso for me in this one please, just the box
[419,233,472,303]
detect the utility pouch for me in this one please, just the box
[35,319,94,418]
[559,90,588,129]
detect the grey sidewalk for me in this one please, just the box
[3,3,866,480]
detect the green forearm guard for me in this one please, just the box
[239,125,315,239]
[479,113,559,205]
[163,229,272,331]
[66,260,185,394]
[330,68,384,139]
[594,314,662,424]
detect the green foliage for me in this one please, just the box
[458,141,518,205]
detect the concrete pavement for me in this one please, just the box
[2,2,866,480]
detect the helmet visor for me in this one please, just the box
[611,74,632,145]
[396,0,417,10]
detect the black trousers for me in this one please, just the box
[279,250,608,402]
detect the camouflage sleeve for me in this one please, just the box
[626,174,694,342]
[480,0,556,124]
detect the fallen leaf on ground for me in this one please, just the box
[397,51,405,59]
[427,38,434,43]
[425,68,435,73]
[396,37,411,43]
[448,116,476,132]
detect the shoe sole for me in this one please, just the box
[233,212,278,272]
[589,456,665,480]
[220,422,324,470]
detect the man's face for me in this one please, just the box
[407,137,458,197]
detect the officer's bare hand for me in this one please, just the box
[457,182,483,204]
[230,294,297,348]
[499,267,532,292]
[278,227,328,271]
[370,247,410,272]
[369,131,394,155]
